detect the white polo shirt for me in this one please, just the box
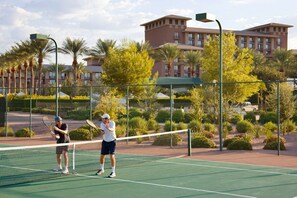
[100,120,116,142]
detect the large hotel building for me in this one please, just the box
[141,15,293,78]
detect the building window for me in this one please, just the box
[49,80,55,84]
[174,32,179,39]
[277,37,281,47]
[188,34,193,45]
[249,37,254,48]
[197,40,203,47]
[95,73,101,79]
[49,72,55,79]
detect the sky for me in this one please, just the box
[0,0,297,64]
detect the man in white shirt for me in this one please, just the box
[96,113,117,178]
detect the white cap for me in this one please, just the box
[101,113,110,119]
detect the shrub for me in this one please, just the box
[0,127,14,137]
[244,112,256,123]
[223,137,241,147]
[199,131,215,139]
[155,110,170,123]
[172,109,185,123]
[263,122,277,133]
[281,120,296,134]
[203,123,216,133]
[70,128,92,140]
[129,108,143,119]
[177,122,187,130]
[231,114,243,125]
[236,120,253,133]
[152,133,182,146]
[147,119,160,131]
[263,135,286,144]
[129,117,147,131]
[227,139,252,150]
[259,112,277,124]
[116,118,127,126]
[116,124,126,137]
[191,135,216,148]
[188,120,202,133]
[15,128,35,137]
[263,141,286,150]
[184,112,194,123]
[164,120,177,131]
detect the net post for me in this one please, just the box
[72,144,76,174]
[187,129,192,156]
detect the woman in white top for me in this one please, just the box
[95,113,117,178]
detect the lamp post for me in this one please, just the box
[30,34,59,117]
[196,13,223,151]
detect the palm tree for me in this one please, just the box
[272,48,294,75]
[183,50,201,77]
[60,37,88,96]
[88,38,117,64]
[156,43,181,77]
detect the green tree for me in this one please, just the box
[156,43,181,77]
[60,37,88,96]
[189,87,204,123]
[88,38,117,64]
[200,33,260,103]
[266,83,296,122]
[271,48,295,75]
[93,88,125,122]
[101,42,154,95]
[183,50,201,77]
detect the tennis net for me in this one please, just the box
[0,129,190,187]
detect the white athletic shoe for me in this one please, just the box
[62,168,69,174]
[108,172,116,178]
[96,169,104,175]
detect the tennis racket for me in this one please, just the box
[42,116,60,139]
[86,119,101,130]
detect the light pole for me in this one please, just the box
[30,33,59,117]
[196,13,223,151]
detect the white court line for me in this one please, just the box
[72,152,297,177]
[0,164,257,197]
[155,159,297,177]
[76,173,257,198]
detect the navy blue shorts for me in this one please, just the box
[101,140,116,155]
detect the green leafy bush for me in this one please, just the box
[281,120,296,134]
[15,128,35,137]
[184,112,194,123]
[191,135,216,148]
[0,127,14,137]
[231,114,243,125]
[69,128,92,140]
[227,139,252,150]
[263,135,286,144]
[152,133,182,146]
[263,122,277,133]
[188,120,202,133]
[244,112,256,123]
[164,120,177,131]
[155,110,170,123]
[129,108,143,119]
[116,124,126,137]
[177,122,187,130]
[263,141,286,150]
[199,131,215,139]
[203,123,216,133]
[259,112,277,124]
[78,124,100,138]
[147,119,160,131]
[129,117,147,131]
[223,137,241,147]
[236,120,253,133]
[172,109,185,123]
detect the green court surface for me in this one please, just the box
[1,149,297,198]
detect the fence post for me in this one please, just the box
[126,85,129,144]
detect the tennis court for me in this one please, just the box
[1,138,297,198]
